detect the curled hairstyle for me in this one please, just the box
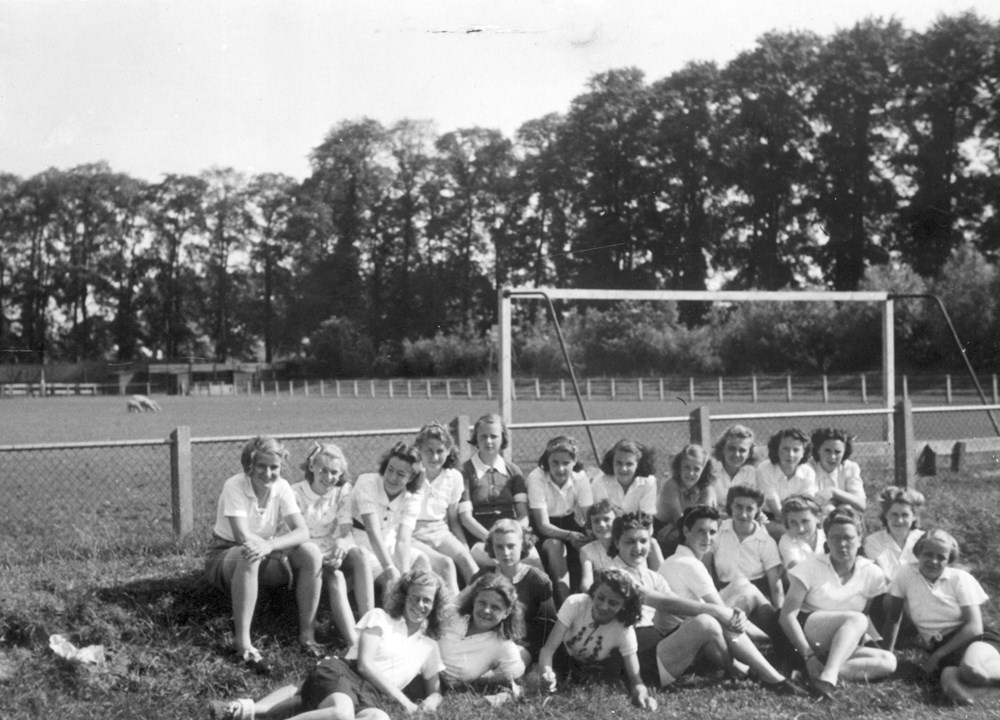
[469,413,510,451]
[538,435,584,473]
[588,498,616,523]
[877,486,925,528]
[240,436,288,473]
[713,424,756,465]
[810,428,854,462]
[913,528,960,565]
[609,512,653,558]
[767,428,810,466]
[378,442,425,494]
[600,439,656,477]
[300,442,350,485]
[590,568,643,627]
[456,572,525,641]
[725,484,765,516]
[678,504,721,543]
[822,505,865,549]
[781,494,821,527]
[485,518,536,560]
[383,569,451,640]
[672,444,713,490]
[415,422,459,470]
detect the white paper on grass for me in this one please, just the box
[48,634,105,665]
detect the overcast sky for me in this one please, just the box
[1,0,995,182]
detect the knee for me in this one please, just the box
[959,662,991,687]
[295,542,324,570]
[693,614,725,641]
[542,538,565,557]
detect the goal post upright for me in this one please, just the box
[498,287,896,443]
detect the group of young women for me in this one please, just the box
[205,417,1000,719]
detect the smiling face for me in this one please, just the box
[492,531,522,569]
[590,510,615,541]
[382,456,414,496]
[475,421,503,461]
[418,438,448,477]
[817,439,846,473]
[778,437,806,475]
[785,509,818,542]
[678,455,704,490]
[308,453,345,496]
[684,517,718,558]
[547,450,575,486]
[826,521,861,567]
[470,589,511,633]
[404,583,437,629]
[616,527,651,568]
[249,451,282,492]
[886,502,916,538]
[723,437,752,474]
[917,538,951,582]
[591,582,626,624]
[613,450,639,486]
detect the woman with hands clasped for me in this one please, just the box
[779,506,896,701]
[204,436,323,673]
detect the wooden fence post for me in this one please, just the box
[785,375,792,402]
[689,377,695,402]
[638,378,643,401]
[611,378,616,400]
[560,379,566,401]
[861,373,867,404]
[388,380,394,399]
[689,407,711,447]
[894,399,916,488]
[945,374,952,404]
[717,376,723,403]
[535,378,540,400]
[822,375,828,404]
[993,374,998,404]
[658,378,664,401]
[752,374,758,403]
[170,426,193,537]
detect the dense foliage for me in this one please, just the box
[2,14,999,375]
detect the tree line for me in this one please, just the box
[1,13,998,377]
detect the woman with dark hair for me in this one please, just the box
[351,442,428,594]
[780,506,896,700]
[808,428,866,513]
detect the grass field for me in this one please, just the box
[2,395,1000,719]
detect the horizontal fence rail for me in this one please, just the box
[1,402,998,562]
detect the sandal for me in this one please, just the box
[300,640,326,658]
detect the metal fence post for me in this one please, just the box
[894,399,916,488]
[170,426,193,537]
[688,406,711,447]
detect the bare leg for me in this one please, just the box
[433,533,479,585]
[222,547,261,654]
[837,647,896,681]
[540,538,570,606]
[287,543,324,645]
[805,611,869,686]
[655,615,727,685]
[345,548,374,616]
[324,569,358,647]
[724,630,784,683]
[411,540,460,596]
[253,684,302,719]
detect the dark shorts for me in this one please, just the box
[300,658,386,713]
[932,627,1000,670]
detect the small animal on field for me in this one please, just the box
[126,394,161,413]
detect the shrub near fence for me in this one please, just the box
[3,401,998,562]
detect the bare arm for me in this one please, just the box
[356,627,418,713]
[923,604,983,674]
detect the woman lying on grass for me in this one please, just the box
[204,436,323,674]
[538,567,657,710]
[883,529,1000,706]
[208,570,450,720]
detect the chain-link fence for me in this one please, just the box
[3,403,998,563]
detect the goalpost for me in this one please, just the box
[497,287,897,440]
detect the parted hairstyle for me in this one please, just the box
[713,424,757,465]
[766,428,811,466]
[415,421,459,470]
[599,439,656,478]
[240,436,288,473]
[537,435,584,472]
[456,572,525,641]
[724,484,765,516]
[469,413,510,451]
[485,518,536,560]
[913,528,960,565]
[378,442,425,494]
[587,498,616,523]
[590,568,644,627]
[608,511,654,558]
[300,442,350,485]
[780,494,821,526]
[678,504,721,543]
[877,486,926,528]
[383,569,451,640]
[671,444,713,490]
[810,428,854,462]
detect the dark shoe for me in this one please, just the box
[763,678,809,697]
[241,648,271,675]
[811,678,837,701]
[208,699,252,720]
